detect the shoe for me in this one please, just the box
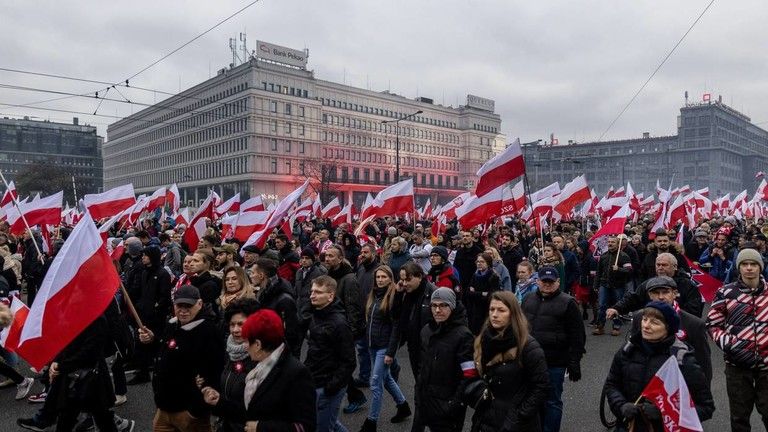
[390,401,412,423]
[17,416,51,432]
[114,394,128,406]
[74,416,95,432]
[28,391,47,403]
[353,378,370,388]
[359,418,377,432]
[126,373,150,385]
[344,396,368,414]
[611,329,621,336]
[114,415,135,432]
[0,377,15,388]
[592,326,604,336]
[15,377,34,400]
[390,362,401,383]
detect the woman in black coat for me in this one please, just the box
[603,301,714,432]
[465,252,501,334]
[203,308,316,432]
[466,291,549,432]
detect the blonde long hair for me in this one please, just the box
[218,265,255,309]
[366,265,398,319]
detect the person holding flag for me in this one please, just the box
[603,301,714,432]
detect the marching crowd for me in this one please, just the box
[0,213,767,432]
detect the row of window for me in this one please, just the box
[268,138,306,154]
[322,165,460,189]
[321,147,459,171]
[319,97,458,129]
[322,113,460,144]
[320,131,460,157]
[261,82,310,99]
[473,123,499,133]
[130,156,249,189]
[269,120,305,136]
[269,100,306,117]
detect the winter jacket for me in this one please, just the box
[394,279,435,374]
[276,246,300,283]
[707,277,768,371]
[603,333,714,431]
[135,248,173,331]
[213,356,257,432]
[515,276,538,305]
[611,270,703,317]
[152,307,225,418]
[698,245,731,282]
[455,243,484,290]
[163,241,183,276]
[492,260,513,292]
[256,276,301,358]
[388,250,413,281]
[366,287,400,357]
[410,242,433,274]
[294,262,327,323]
[190,271,222,315]
[522,289,586,369]
[641,243,690,281]
[470,334,549,432]
[428,263,460,291]
[466,270,501,334]
[500,245,524,285]
[416,304,474,429]
[595,250,633,290]
[305,300,355,395]
[213,347,316,432]
[561,249,581,293]
[355,257,379,306]
[327,262,365,339]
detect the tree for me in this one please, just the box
[16,160,74,203]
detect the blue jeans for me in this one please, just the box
[317,388,348,432]
[0,347,18,367]
[598,285,625,329]
[367,347,406,421]
[356,338,371,381]
[541,367,566,432]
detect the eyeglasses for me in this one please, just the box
[431,303,450,310]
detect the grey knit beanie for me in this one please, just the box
[736,248,764,272]
[431,288,457,310]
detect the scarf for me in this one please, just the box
[220,289,242,311]
[481,327,518,367]
[226,335,249,362]
[243,343,285,407]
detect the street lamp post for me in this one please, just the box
[382,110,423,183]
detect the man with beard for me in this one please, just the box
[640,229,689,280]
[353,243,379,387]
[453,231,484,297]
[249,258,302,358]
[499,234,524,285]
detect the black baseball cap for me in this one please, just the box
[174,285,201,306]
[538,266,559,282]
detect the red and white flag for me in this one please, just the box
[166,183,180,214]
[146,186,167,213]
[589,202,630,253]
[7,191,63,235]
[16,212,121,370]
[360,193,376,221]
[441,192,470,220]
[215,193,241,216]
[84,184,136,220]
[530,181,561,204]
[639,356,703,432]
[1,181,18,207]
[182,194,216,253]
[293,196,314,223]
[230,211,270,241]
[456,184,504,229]
[500,180,526,216]
[332,202,355,227]
[553,175,590,217]
[241,195,265,213]
[0,296,29,353]
[174,207,190,226]
[321,197,341,219]
[371,179,415,218]
[242,181,309,251]
[475,138,525,197]
[109,239,125,262]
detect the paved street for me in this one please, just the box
[1,323,762,431]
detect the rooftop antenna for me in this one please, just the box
[240,32,248,62]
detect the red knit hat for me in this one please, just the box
[242,309,284,347]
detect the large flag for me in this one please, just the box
[500,180,526,216]
[589,202,630,254]
[230,211,270,241]
[215,193,241,216]
[146,186,167,213]
[0,296,29,353]
[166,183,180,214]
[7,191,63,235]
[16,212,121,370]
[182,194,216,253]
[83,184,136,220]
[321,197,341,219]
[639,356,704,432]
[242,181,309,251]
[474,138,525,197]
[1,180,18,207]
[241,195,265,212]
[530,181,561,204]
[684,256,722,302]
[456,184,504,229]
[553,175,590,217]
[371,179,415,218]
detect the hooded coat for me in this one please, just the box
[135,247,173,331]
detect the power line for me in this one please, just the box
[597,0,717,142]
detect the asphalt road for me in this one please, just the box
[1,323,763,431]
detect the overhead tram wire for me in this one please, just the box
[596,0,717,142]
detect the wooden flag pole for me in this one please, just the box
[120,282,144,329]
[614,235,624,268]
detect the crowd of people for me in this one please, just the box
[0,212,767,432]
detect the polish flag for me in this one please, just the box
[216,193,241,216]
[321,197,342,219]
[312,195,323,218]
[474,138,525,197]
[695,187,709,198]
[553,175,590,217]
[731,190,747,211]
[242,181,309,251]
[371,179,415,218]
[183,194,216,253]
[442,192,471,220]
[0,296,29,353]
[666,195,687,228]
[16,212,121,370]
[84,184,136,220]
[293,196,314,223]
[431,213,446,239]
[419,198,432,220]
[456,184,504,229]
[241,195,265,213]
[589,202,630,253]
[98,210,125,241]
[231,211,270,241]
[530,182,561,204]
[7,191,63,235]
[656,180,672,204]
[500,180,526,216]
[332,202,354,227]
[109,239,125,261]
[126,195,149,226]
[531,195,555,221]
[1,181,18,207]
[166,184,180,213]
[146,186,167,213]
[639,356,703,432]
[174,207,190,226]
[360,193,376,221]
[758,179,768,202]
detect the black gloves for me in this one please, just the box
[641,402,661,421]
[620,402,640,419]
[567,363,581,382]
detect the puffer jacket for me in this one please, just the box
[603,333,714,431]
[522,289,585,369]
[136,247,173,330]
[416,303,474,429]
[366,287,400,357]
[706,277,768,370]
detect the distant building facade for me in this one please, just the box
[522,100,768,197]
[0,116,103,197]
[104,41,506,208]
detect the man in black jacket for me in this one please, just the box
[250,258,302,358]
[305,275,356,432]
[522,266,585,432]
[396,262,436,380]
[453,231,484,297]
[353,243,379,386]
[295,247,328,329]
[594,236,633,336]
[552,235,580,295]
[499,233,524,286]
[138,285,225,431]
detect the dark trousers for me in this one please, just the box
[725,364,768,432]
[0,359,24,383]
[112,355,127,396]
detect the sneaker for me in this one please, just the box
[17,416,52,432]
[343,396,368,414]
[114,394,128,406]
[74,416,95,432]
[0,377,15,388]
[114,415,135,432]
[28,391,47,403]
[15,377,34,400]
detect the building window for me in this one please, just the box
[299,142,305,153]
[299,125,305,136]
[286,161,292,174]
[285,141,291,152]
[270,159,277,173]
[353,168,360,182]
[271,120,277,132]
[300,161,305,175]
[299,106,305,117]
[341,168,349,182]
[270,101,277,113]
[284,123,292,134]
[270,139,277,151]
[285,104,292,115]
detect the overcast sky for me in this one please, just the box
[1,0,765,143]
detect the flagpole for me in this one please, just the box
[71,175,78,204]
[614,235,623,268]
[120,282,144,329]
[0,171,44,263]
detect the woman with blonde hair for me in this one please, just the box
[360,265,410,431]
[466,291,549,432]
[218,265,256,312]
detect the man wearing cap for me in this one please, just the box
[412,288,475,432]
[241,245,260,273]
[139,285,225,432]
[631,276,712,385]
[522,266,585,432]
[213,243,238,271]
[685,230,710,264]
[707,248,768,431]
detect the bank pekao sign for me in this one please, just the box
[466,94,495,112]
[256,40,308,69]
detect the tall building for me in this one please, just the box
[0,116,103,198]
[522,98,768,197]
[104,41,506,208]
